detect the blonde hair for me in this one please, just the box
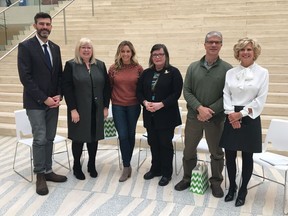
[114,40,138,70]
[74,37,96,64]
[233,37,261,61]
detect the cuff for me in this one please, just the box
[240,109,249,117]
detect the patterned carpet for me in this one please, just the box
[0,135,285,216]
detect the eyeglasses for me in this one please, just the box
[152,53,165,58]
[205,41,222,45]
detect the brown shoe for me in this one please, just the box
[36,173,48,195]
[174,180,190,191]
[45,172,67,182]
[210,184,224,198]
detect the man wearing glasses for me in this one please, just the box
[174,31,232,198]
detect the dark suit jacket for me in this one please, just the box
[136,65,183,130]
[17,36,63,109]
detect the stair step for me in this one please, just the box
[0,0,288,139]
[0,84,23,93]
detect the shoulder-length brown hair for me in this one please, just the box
[114,40,139,70]
[148,44,170,68]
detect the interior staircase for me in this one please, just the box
[0,0,288,147]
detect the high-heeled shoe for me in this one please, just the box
[235,189,248,207]
[224,186,237,202]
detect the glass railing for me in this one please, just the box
[0,0,73,54]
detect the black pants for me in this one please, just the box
[225,149,253,191]
[146,127,174,178]
[72,141,98,169]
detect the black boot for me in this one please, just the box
[87,141,98,178]
[72,141,85,180]
[73,164,85,180]
[87,161,98,178]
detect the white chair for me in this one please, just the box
[12,109,71,182]
[252,119,288,215]
[137,107,184,175]
[97,108,121,169]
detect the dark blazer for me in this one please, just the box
[136,65,183,130]
[17,36,62,109]
[62,59,111,142]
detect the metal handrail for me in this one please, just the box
[0,1,20,46]
[0,0,20,14]
[0,0,75,61]
[92,0,95,16]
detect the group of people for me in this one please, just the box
[17,12,269,209]
[174,31,268,209]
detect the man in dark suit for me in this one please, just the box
[17,12,67,196]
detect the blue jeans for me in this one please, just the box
[26,108,59,173]
[112,104,141,167]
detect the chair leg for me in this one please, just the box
[173,141,178,175]
[12,142,19,171]
[175,137,184,176]
[249,165,266,190]
[236,156,240,176]
[283,171,287,215]
[137,139,147,171]
[250,167,287,214]
[29,147,33,181]
[13,142,33,182]
[174,141,183,176]
[64,140,71,171]
[224,158,227,189]
[52,140,71,170]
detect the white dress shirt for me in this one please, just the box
[35,34,53,67]
[223,62,269,119]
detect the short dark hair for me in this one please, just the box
[34,12,52,24]
[149,44,170,68]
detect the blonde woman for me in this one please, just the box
[220,37,269,206]
[62,38,111,180]
[108,41,143,182]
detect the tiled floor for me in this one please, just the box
[0,136,285,216]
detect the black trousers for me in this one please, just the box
[72,141,98,169]
[146,127,174,178]
[225,149,253,191]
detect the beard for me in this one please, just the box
[37,29,50,39]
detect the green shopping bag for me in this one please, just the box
[104,117,117,138]
[189,163,209,195]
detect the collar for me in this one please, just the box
[35,34,49,47]
[236,63,256,89]
[200,55,220,67]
